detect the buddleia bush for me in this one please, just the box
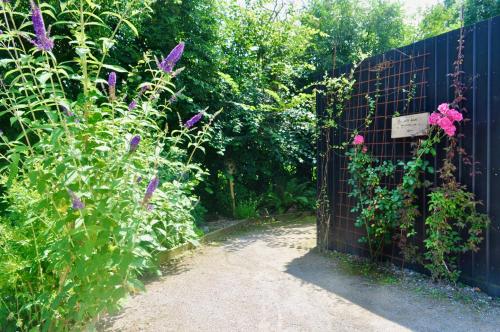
[0,1,215,330]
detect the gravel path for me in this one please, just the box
[101,221,500,332]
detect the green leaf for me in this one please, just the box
[102,12,139,36]
[101,64,128,73]
[51,128,65,146]
[37,72,53,85]
[95,146,111,152]
[121,18,139,36]
[6,153,20,188]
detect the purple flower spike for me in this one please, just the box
[146,176,159,196]
[184,112,204,129]
[68,190,85,210]
[143,176,159,204]
[108,72,116,87]
[128,100,137,111]
[159,42,185,73]
[31,1,54,52]
[129,135,141,153]
[138,84,151,97]
[108,72,116,100]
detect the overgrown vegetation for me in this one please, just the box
[0,1,215,329]
[5,0,491,220]
[0,0,498,328]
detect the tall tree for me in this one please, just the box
[198,0,318,215]
[417,3,460,39]
[463,0,500,25]
[303,0,408,73]
[417,0,500,39]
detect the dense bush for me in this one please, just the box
[0,1,213,329]
[45,0,319,218]
[199,1,318,217]
[10,0,483,220]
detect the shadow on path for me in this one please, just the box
[99,221,500,332]
[285,248,500,332]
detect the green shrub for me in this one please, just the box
[234,199,259,220]
[347,146,404,260]
[262,179,316,214]
[425,186,490,282]
[0,1,214,330]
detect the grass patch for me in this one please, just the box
[323,250,399,285]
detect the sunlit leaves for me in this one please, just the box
[0,1,205,330]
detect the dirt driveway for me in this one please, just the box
[100,220,500,332]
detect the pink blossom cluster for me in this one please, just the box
[353,135,368,153]
[353,135,364,145]
[428,103,463,137]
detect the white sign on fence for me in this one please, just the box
[391,113,430,139]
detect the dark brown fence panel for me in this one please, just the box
[317,16,500,296]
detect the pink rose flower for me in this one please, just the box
[353,135,364,145]
[444,124,456,137]
[446,109,463,122]
[437,116,453,129]
[437,117,456,137]
[431,102,464,137]
[428,112,441,125]
[438,103,450,114]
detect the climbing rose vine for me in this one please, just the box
[346,101,488,272]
